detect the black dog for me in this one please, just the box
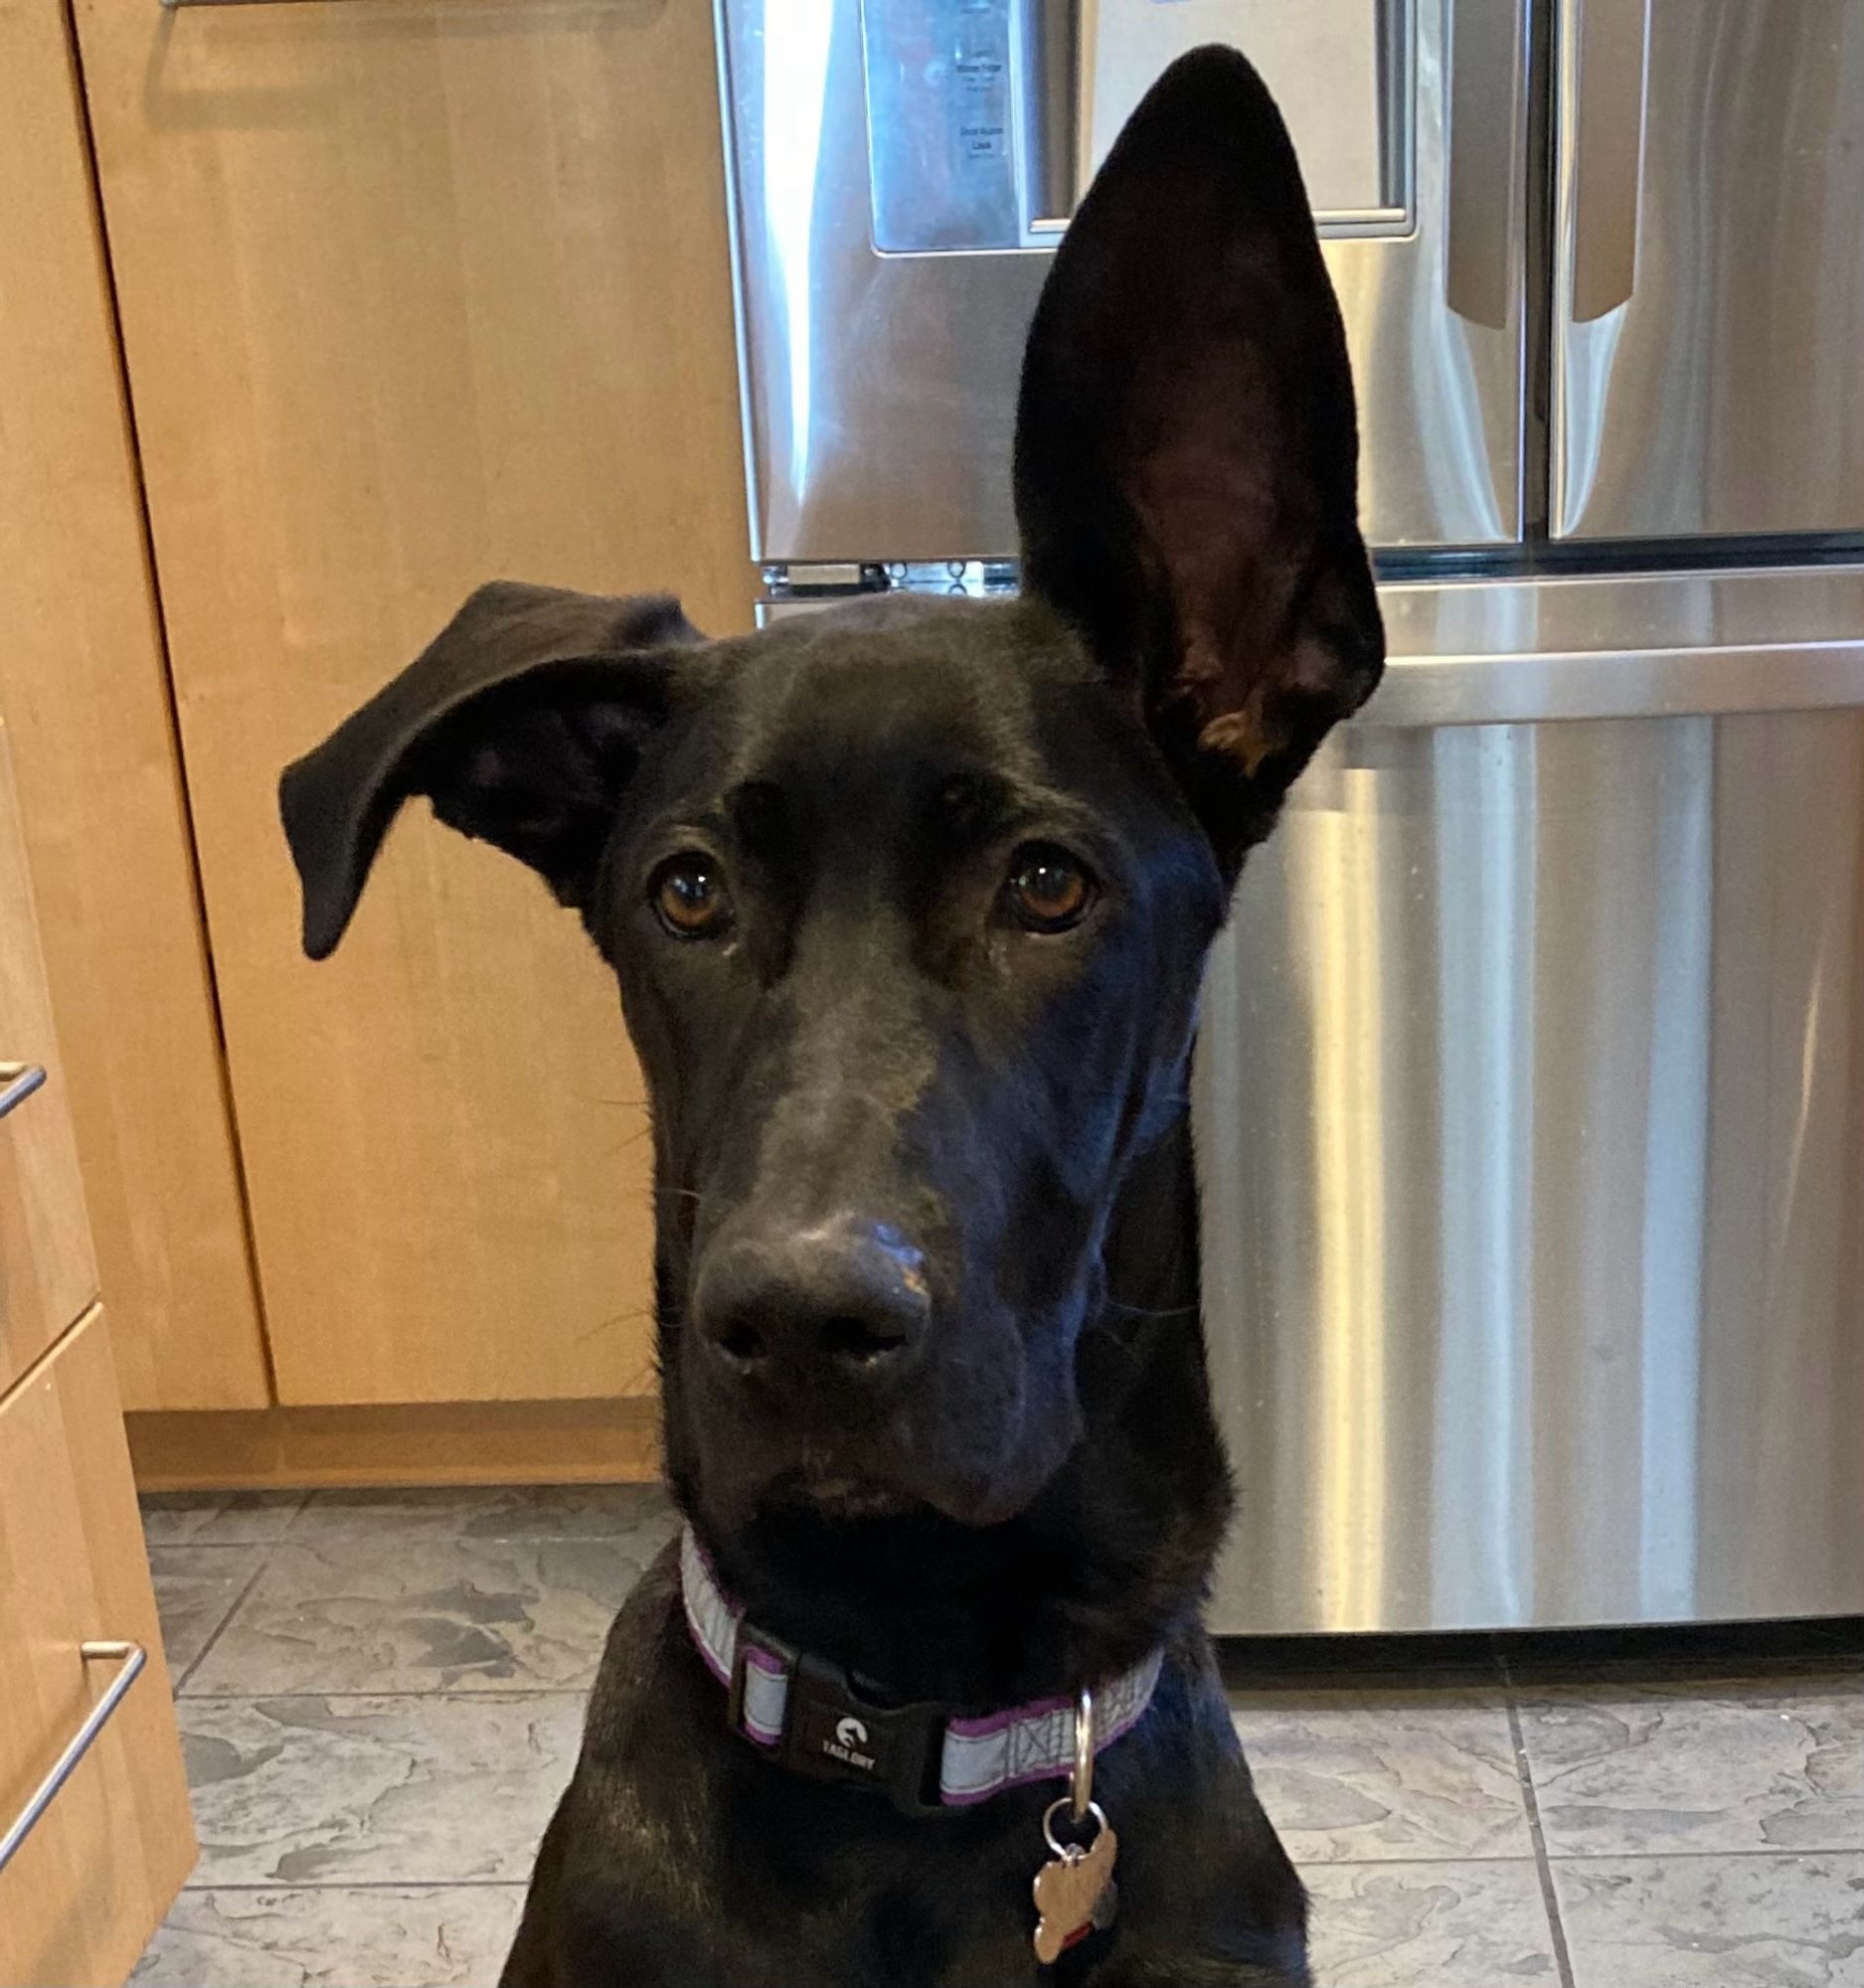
[281,47,1382,1987]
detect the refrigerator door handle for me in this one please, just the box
[1444,0,1526,331]
[1017,0,1078,239]
[1563,0,1653,322]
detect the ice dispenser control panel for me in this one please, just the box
[861,0,1414,255]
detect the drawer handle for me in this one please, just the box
[0,1064,47,1123]
[0,1641,147,1877]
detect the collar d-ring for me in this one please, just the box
[1072,1685,1097,1821]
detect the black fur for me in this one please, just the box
[279,47,1383,1987]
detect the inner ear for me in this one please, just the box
[420,682,664,911]
[1013,45,1384,871]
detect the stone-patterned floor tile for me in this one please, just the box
[149,1546,268,1678]
[1519,1675,1864,1856]
[1304,1860,1559,1986]
[183,1532,662,1696]
[133,1886,525,1986]
[1556,1851,1864,1986]
[141,1490,307,1546]
[290,1482,676,1548]
[1229,1691,1533,1862]
[181,1694,583,1886]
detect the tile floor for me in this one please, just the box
[132,1487,1864,1986]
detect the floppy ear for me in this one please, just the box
[1014,45,1384,872]
[279,580,704,960]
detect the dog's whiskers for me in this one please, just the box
[1101,1297,1200,1322]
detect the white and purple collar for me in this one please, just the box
[679,1525,1163,1818]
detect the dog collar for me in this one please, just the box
[679,1525,1163,1818]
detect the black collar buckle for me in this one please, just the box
[729,1626,952,1819]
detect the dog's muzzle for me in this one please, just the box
[679,1527,1163,1818]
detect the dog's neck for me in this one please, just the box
[675,1110,1232,1712]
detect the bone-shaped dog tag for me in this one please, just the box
[1091,1874,1119,1933]
[1031,1822,1118,1965]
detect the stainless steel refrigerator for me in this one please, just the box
[712,0,1864,1633]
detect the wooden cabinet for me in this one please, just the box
[0,770,96,1397]
[0,0,269,1409]
[71,0,753,1410]
[0,1307,196,1986]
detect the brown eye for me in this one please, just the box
[1006,844,1095,933]
[652,853,732,938]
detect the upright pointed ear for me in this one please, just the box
[1014,45,1384,872]
[279,580,705,960]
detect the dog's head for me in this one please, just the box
[280,49,1381,1536]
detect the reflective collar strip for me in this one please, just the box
[679,1525,1163,1808]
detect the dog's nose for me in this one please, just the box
[692,1217,930,1389]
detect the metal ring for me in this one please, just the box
[1042,1796,1107,1862]
[1071,1685,1096,1821]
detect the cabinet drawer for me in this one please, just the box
[0,727,96,1394]
[0,1305,194,1986]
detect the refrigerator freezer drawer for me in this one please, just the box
[1553,0,1864,541]
[1199,569,1864,1632]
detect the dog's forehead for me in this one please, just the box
[702,594,1086,785]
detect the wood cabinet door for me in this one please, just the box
[73,0,754,1405]
[0,728,97,1397]
[0,1306,195,1985]
[0,0,267,1409]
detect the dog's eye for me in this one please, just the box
[1005,844,1096,933]
[651,853,732,939]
